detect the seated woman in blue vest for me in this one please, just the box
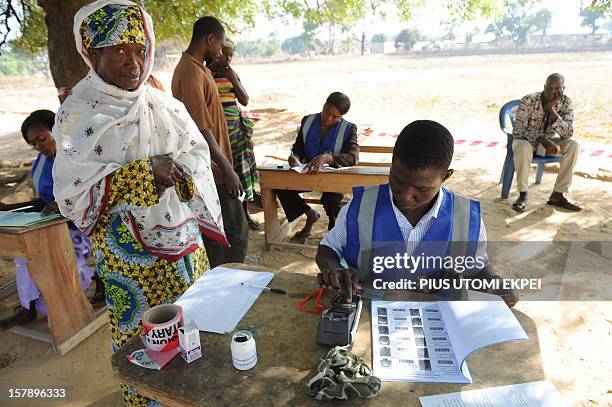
[315,120,518,307]
[0,110,103,331]
[275,92,359,244]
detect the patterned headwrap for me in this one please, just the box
[223,39,235,50]
[80,4,145,49]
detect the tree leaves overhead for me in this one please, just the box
[141,0,260,39]
[5,0,611,55]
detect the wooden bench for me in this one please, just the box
[258,164,390,251]
[359,145,393,167]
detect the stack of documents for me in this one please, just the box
[0,211,62,228]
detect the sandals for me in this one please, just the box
[247,218,260,231]
[511,199,528,213]
[547,197,582,212]
[290,230,311,244]
[90,291,107,308]
[0,305,37,332]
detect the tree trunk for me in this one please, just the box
[38,0,89,102]
[361,31,365,56]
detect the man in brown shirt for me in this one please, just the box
[171,16,247,266]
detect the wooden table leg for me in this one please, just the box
[22,223,94,344]
[260,187,280,251]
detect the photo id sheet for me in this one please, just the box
[371,295,528,383]
[372,301,466,383]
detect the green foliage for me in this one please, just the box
[371,33,387,42]
[395,28,420,51]
[485,3,552,46]
[587,1,611,16]
[531,8,552,35]
[9,1,46,54]
[235,35,281,58]
[580,7,604,34]
[0,48,48,76]
[141,0,260,40]
[281,33,325,55]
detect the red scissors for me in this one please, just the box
[296,287,325,314]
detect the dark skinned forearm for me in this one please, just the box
[200,128,233,173]
[316,245,344,273]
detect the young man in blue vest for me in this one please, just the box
[275,92,359,243]
[316,120,518,307]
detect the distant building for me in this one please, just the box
[532,32,610,47]
[370,41,396,54]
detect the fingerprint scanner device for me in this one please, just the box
[316,294,362,347]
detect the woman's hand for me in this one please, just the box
[150,154,183,194]
[41,201,59,216]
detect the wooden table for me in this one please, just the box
[0,218,107,355]
[258,164,390,251]
[112,263,545,406]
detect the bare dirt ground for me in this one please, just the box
[0,52,610,406]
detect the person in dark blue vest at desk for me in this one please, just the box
[276,92,359,244]
[315,120,518,307]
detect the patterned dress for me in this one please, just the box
[92,158,209,406]
[214,77,258,200]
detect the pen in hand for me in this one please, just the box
[241,282,286,294]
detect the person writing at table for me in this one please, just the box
[315,120,518,307]
[0,110,99,331]
[275,92,359,244]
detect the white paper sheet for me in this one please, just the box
[371,296,527,383]
[438,294,528,370]
[174,266,274,334]
[419,380,568,407]
[289,163,348,173]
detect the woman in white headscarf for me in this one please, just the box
[53,1,226,405]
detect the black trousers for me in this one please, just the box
[202,184,248,268]
[274,189,343,229]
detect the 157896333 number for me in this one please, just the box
[7,388,67,399]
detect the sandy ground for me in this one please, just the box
[0,52,610,406]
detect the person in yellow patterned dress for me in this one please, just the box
[52,1,227,405]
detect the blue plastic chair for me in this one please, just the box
[499,100,563,199]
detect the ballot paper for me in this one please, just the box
[371,294,527,383]
[289,163,348,173]
[418,380,568,407]
[174,266,274,334]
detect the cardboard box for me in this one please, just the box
[179,321,202,363]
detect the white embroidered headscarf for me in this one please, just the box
[52,0,227,260]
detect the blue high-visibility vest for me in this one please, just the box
[301,113,354,161]
[343,184,481,279]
